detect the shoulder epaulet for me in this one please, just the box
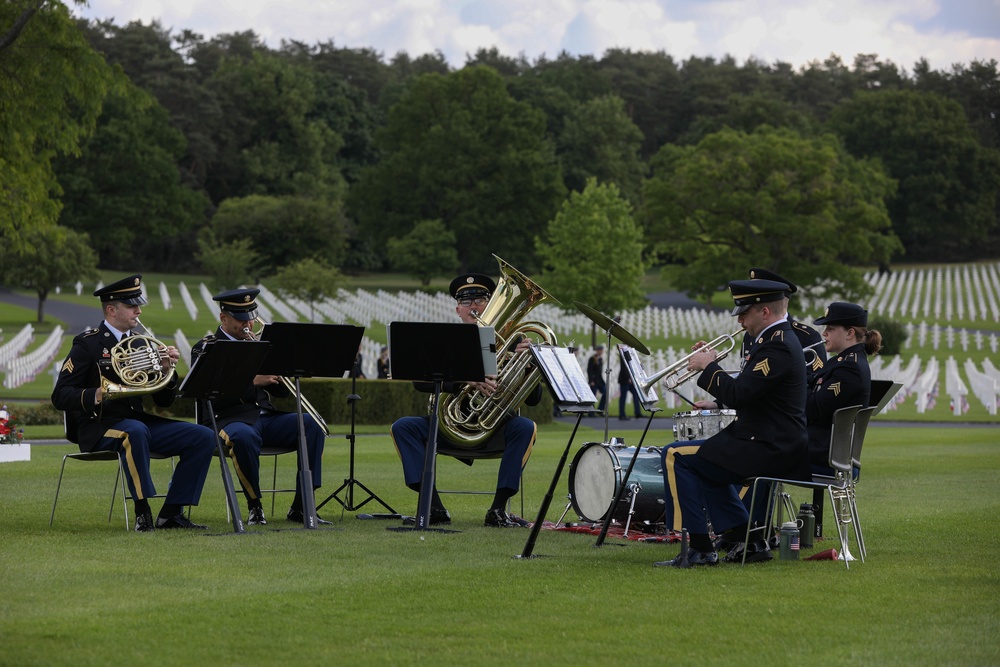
[767,329,786,341]
[82,328,100,337]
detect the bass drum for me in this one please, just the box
[672,409,737,441]
[567,442,665,525]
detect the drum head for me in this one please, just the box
[569,443,620,523]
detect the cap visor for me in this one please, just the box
[731,304,751,316]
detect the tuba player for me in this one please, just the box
[51,275,216,532]
[390,273,542,528]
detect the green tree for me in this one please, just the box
[828,90,1000,261]
[207,195,348,276]
[207,50,346,201]
[558,95,646,203]
[271,258,342,322]
[55,81,210,270]
[0,224,98,323]
[386,220,460,286]
[349,66,565,272]
[643,126,902,304]
[536,178,647,344]
[197,235,262,292]
[0,1,120,251]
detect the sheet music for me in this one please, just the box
[532,344,596,405]
[619,344,659,408]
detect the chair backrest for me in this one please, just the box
[870,380,904,413]
[827,405,862,475]
[851,406,878,470]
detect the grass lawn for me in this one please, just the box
[1,421,998,666]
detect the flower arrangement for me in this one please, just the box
[0,405,25,444]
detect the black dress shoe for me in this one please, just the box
[247,506,267,526]
[484,508,530,528]
[156,514,208,530]
[135,512,155,532]
[286,508,333,525]
[654,548,719,567]
[723,539,773,564]
[403,508,452,526]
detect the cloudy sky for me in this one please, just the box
[72,0,1000,73]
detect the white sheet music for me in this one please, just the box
[531,344,596,406]
[619,344,659,409]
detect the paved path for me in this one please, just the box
[1,288,97,333]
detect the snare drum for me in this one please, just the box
[671,409,736,441]
[567,442,665,525]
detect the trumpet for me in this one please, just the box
[640,327,745,393]
[100,318,176,400]
[803,340,825,366]
[242,316,330,436]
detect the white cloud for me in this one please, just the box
[72,0,1000,71]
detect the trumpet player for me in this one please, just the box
[746,268,826,378]
[51,275,216,532]
[191,288,330,526]
[654,278,810,567]
[390,272,541,528]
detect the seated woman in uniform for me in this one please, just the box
[807,302,882,476]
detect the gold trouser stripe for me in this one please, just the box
[105,429,143,501]
[521,423,537,470]
[220,428,257,500]
[663,444,701,532]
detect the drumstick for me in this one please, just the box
[671,390,698,408]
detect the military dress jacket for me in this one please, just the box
[805,342,871,465]
[51,322,179,450]
[190,329,290,430]
[696,320,810,481]
[742,314,825,378]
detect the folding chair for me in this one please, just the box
[846,406,878,559]
[50,449,174,531]
[742,405,862,568]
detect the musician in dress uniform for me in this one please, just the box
[745,268,827,378]
[655,278,809,567]
[51,275,216,532]
[806,302,882,537]
[807,302,880,468]
[190,288,328,526]
[390,273,541,528]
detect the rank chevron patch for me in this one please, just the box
[827,381,842,396]
[61,358,74,374]
[753,359,771,376]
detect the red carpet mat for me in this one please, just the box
[540,521,679,543]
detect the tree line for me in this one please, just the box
[2,1,999,319]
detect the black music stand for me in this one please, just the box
[179,340,272,535]
[317,369,399,518]
[259,322,364,530]
[385,322,488,533]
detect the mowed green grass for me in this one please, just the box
[1,422,998,666]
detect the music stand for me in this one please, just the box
[385,322,488,533]
[179,340,272,535]
[259,322,364,530]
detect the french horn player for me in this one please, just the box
[51,274,217,532]
[390,262,555,528]
[190,288,330,527]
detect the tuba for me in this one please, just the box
[100,319,176,400]
[438,255,559,448]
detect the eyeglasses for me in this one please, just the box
[457,297,488,307]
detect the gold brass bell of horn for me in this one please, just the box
[100,318,176,400]
[640,327,745,394]
[242,315,331,437]
[437,255,559,448]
